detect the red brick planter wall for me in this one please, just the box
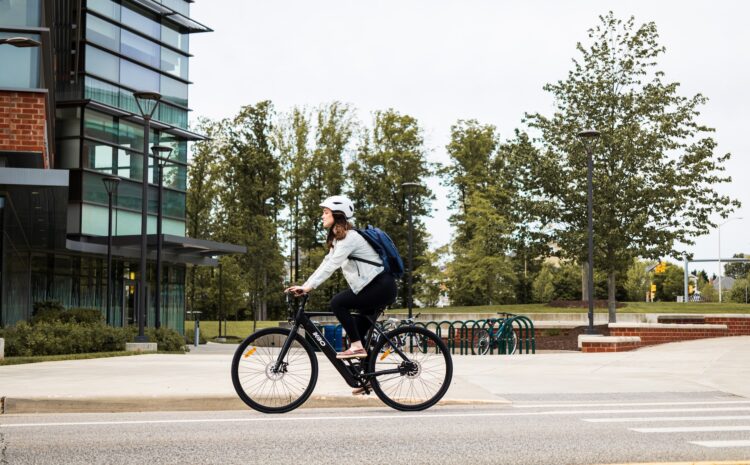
[581,340,640,353]
[609,324,727,347]
[704,317,750,336]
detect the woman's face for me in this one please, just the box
[322,208,334,228]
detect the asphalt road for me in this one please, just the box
[2,392,750,465]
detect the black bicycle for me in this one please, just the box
[231,294,452,413]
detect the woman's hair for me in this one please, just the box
[326,211,353,249]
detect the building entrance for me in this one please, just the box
[123,279,138,326]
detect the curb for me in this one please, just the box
[0,396,510,414]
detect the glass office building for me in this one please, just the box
[1,0,242,332]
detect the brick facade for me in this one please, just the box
[0,91,48,167]
[609,323,728,347]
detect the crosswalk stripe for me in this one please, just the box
[584,415,750,423]
[689,440,750,448]
[514,400,750,409]
[630,426,750,433]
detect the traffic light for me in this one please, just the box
[688,284,694,294]
[650,283,657,293]
[655,262,667,273]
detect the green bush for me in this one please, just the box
[146,327,188,352]
[31,301,103,325]
[3,321,132,357]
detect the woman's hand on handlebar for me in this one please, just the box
[284,285,311,297]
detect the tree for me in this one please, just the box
[532,264,556,303]
[186,118,224,318]
[725,253,750,280]
[220,101,285,320]
[348,109,435,307]
[727,278,749,304]
[623,258,655,301]
[652,263,684,302]
[415,245,449,308]
[525,12,740,321]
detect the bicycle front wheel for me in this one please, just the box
[231,328,318,414]
[369,326,452,411]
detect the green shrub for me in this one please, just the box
[31,300,65,324]
[3,321,132,356]
[31,302,103,325]
[62,308,104,324]
[146,327,188,352]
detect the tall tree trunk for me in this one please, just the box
[608,270,617,323]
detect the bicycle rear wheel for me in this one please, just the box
[231,328,318,413]
[369,326,452,411]
[471,328,491,355]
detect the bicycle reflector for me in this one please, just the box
[244,347,257,358]
[380,348,392,361]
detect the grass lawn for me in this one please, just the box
[184,320,282,341]
[386,301,750,315]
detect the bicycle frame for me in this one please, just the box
[272,295,412,388]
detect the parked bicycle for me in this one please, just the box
[231,294,452,413]
[471,313,518,355]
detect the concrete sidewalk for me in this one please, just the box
[1,336,748,414]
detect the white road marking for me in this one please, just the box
[4,407,750,428]
[584,415,750,423]
[513,400,750,409]
[689,440,750,448]
[630,425,750,433]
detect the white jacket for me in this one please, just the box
[302,230,384,294]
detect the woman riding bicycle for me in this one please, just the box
[285,195,397,360]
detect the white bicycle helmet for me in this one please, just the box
[320,195,355,219]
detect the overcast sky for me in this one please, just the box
[189,0,749,277]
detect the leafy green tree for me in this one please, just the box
[623,259,655,301]
[525,12,739,321]
[727,278,749,304]
[186,118,225,318]
[348,109,435,307]
[532,264,556,303]
[725,253,750,280]
[699,280,717,302]
[219,101,285,320]
[652,263,684,302]
[415,245,449,308]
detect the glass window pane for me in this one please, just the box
[0,0,41,27]
[87,0,120,21]
[84,76,119,108]
[163,190,185,218]
[161,25,188,53]
[118,119,144,151]
[0,32,40,88]
[161,47,188,80]
[157,135,187,163]
[159,75,187,107]
[120,59,159,93]
[121,29,160,69]
[83,109,117,143]
[157,104,187,129]
[162,164,186,191]
[85,14,120,51]
[82,139,115,173]
[86,45,119,82]
[121,3,160,39]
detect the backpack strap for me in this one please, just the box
[349,229,384,267]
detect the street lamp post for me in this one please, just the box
[0,37,42,47]
[102,176,121,326]
[718,216,743,303]
[133,91,161,342]
[577,129,601,334]
[151,145,173,329]
[401,182,421,320]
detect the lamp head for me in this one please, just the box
[133,91,161,119]
[102,176,121,195]
[151,145,174,167]
[0,36,41,47]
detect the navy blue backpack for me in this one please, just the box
[348,226,405,279]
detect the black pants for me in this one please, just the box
[330,272,398,343]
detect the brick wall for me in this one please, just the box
[581,340,640,353]
[609,323,728,347]
[0,91,48,167]
[705,317,750,336]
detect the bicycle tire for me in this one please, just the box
[369,326,452,411]
[231,327,318,414]
[471,328,491,355]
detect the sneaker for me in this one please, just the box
[336,348,367,359]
